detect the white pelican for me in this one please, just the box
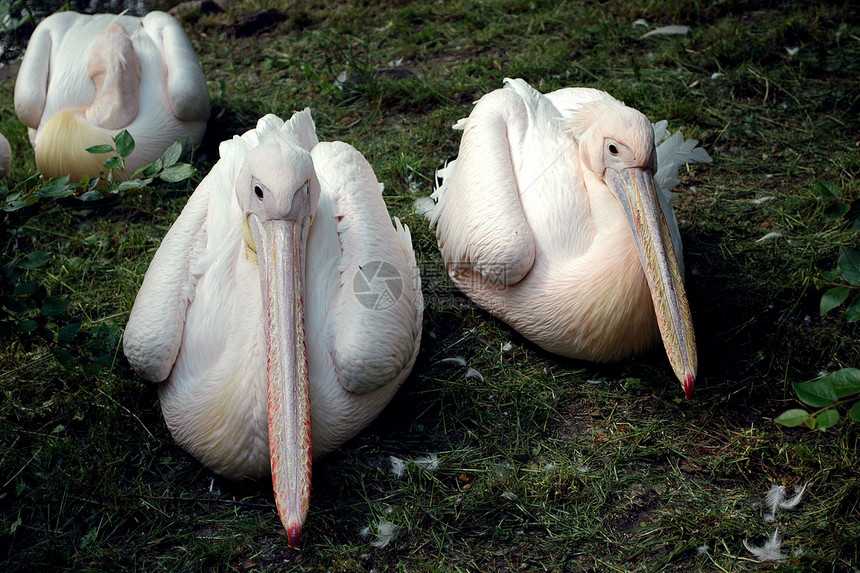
[123,110,423,545]
[0,133,9,178]
[423,78,711,398]
[14,11,210,182]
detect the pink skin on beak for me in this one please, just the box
[607,166,698,398]
[257,218,313,547]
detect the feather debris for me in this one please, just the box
[756,231,783,243]
[439,356,485,382]
[639,25,690,39]
[370,521,396,548]
[744,528,785,561]
[390,453,440,477]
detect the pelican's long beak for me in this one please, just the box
[607,167,697,398]
[252,216,312,547]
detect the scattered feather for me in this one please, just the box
[765,484,786,516]
[369,521,397,548]
[502,341,514,352]
[501,491,518,501]
[465,367,484,382]
[710,72,724,79]
[639,25,689,39]
[744,528,785,562]
[756,231,783,242]
[414,454,440,472]
[780,483,808,510]
[577,465,590,473]
[633,18,648,27]
[785,46,800,56]
[752,196,775,204]
[586,379,602,385]
[334,70,348,90]
[413,196,436,217]
[696,544,709,556]
[544,462,556,473]
[390,456,406,477]
[440,356,468,366]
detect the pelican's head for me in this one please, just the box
[85,22,141,129]
[572,102,697,399]
[237,141,320,547]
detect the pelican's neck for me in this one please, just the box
[85,22,141,129]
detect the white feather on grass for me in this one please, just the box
[764,482,808,520]
[744,528,785,561]
[639,25,690,39]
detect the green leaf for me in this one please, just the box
[13,281,38,296]
[116,178,153,192]
[793,378,838,407]
[845,296,860,323]
[18,251,53,269]
[823,202,850,221]
[775,408,810,427]
[114,130,135,158]
[161,141,183,168]
[35,176,78,199]
[838,246,860,286]
[41,296,70,317]
[79,190,103,202]
[159,163,196,183]
[849,401,860,422]
[825,368,860,398]
[17,319,38,333]
[102,156,124,171]
[821,269,839,281]
[813,409,840,431]
[820,287,849,315]
[52,347,75,368]
[86,144,114,155]
[817,180,840,198]
[56,322,81,346]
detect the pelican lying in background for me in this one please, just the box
[14,11,210,181]
[421,78,711,398]
[124,110,423,546]
[0,133,9,178]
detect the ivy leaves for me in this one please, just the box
[775,369,860,430]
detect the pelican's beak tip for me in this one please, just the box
[287,522,302,548]
[684,373,695,400]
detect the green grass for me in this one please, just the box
[2,0,860,570]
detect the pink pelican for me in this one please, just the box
[14,11,210,182]
[123,110,423,546]
[422,78,711,398]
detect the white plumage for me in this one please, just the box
[123,110,422,545]
[14,11,210,181]
[424,78,711,397]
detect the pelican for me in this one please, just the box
[423,78,711,398]
[0,133,9,178]
[14,11,210,182]
[123,110,423,546]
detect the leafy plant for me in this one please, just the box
[775,368,860,430]
[0,130,197,211]
[0,131,197,373]
[818,246,860,322]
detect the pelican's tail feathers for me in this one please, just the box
[35,109,121,182]
[654,126,712,194]
[414,154,457,222]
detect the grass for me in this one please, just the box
[2,0,859,570]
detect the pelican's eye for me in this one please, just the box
[302,183,309,197]
[608,143,619,155]
[254,185,264,200]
